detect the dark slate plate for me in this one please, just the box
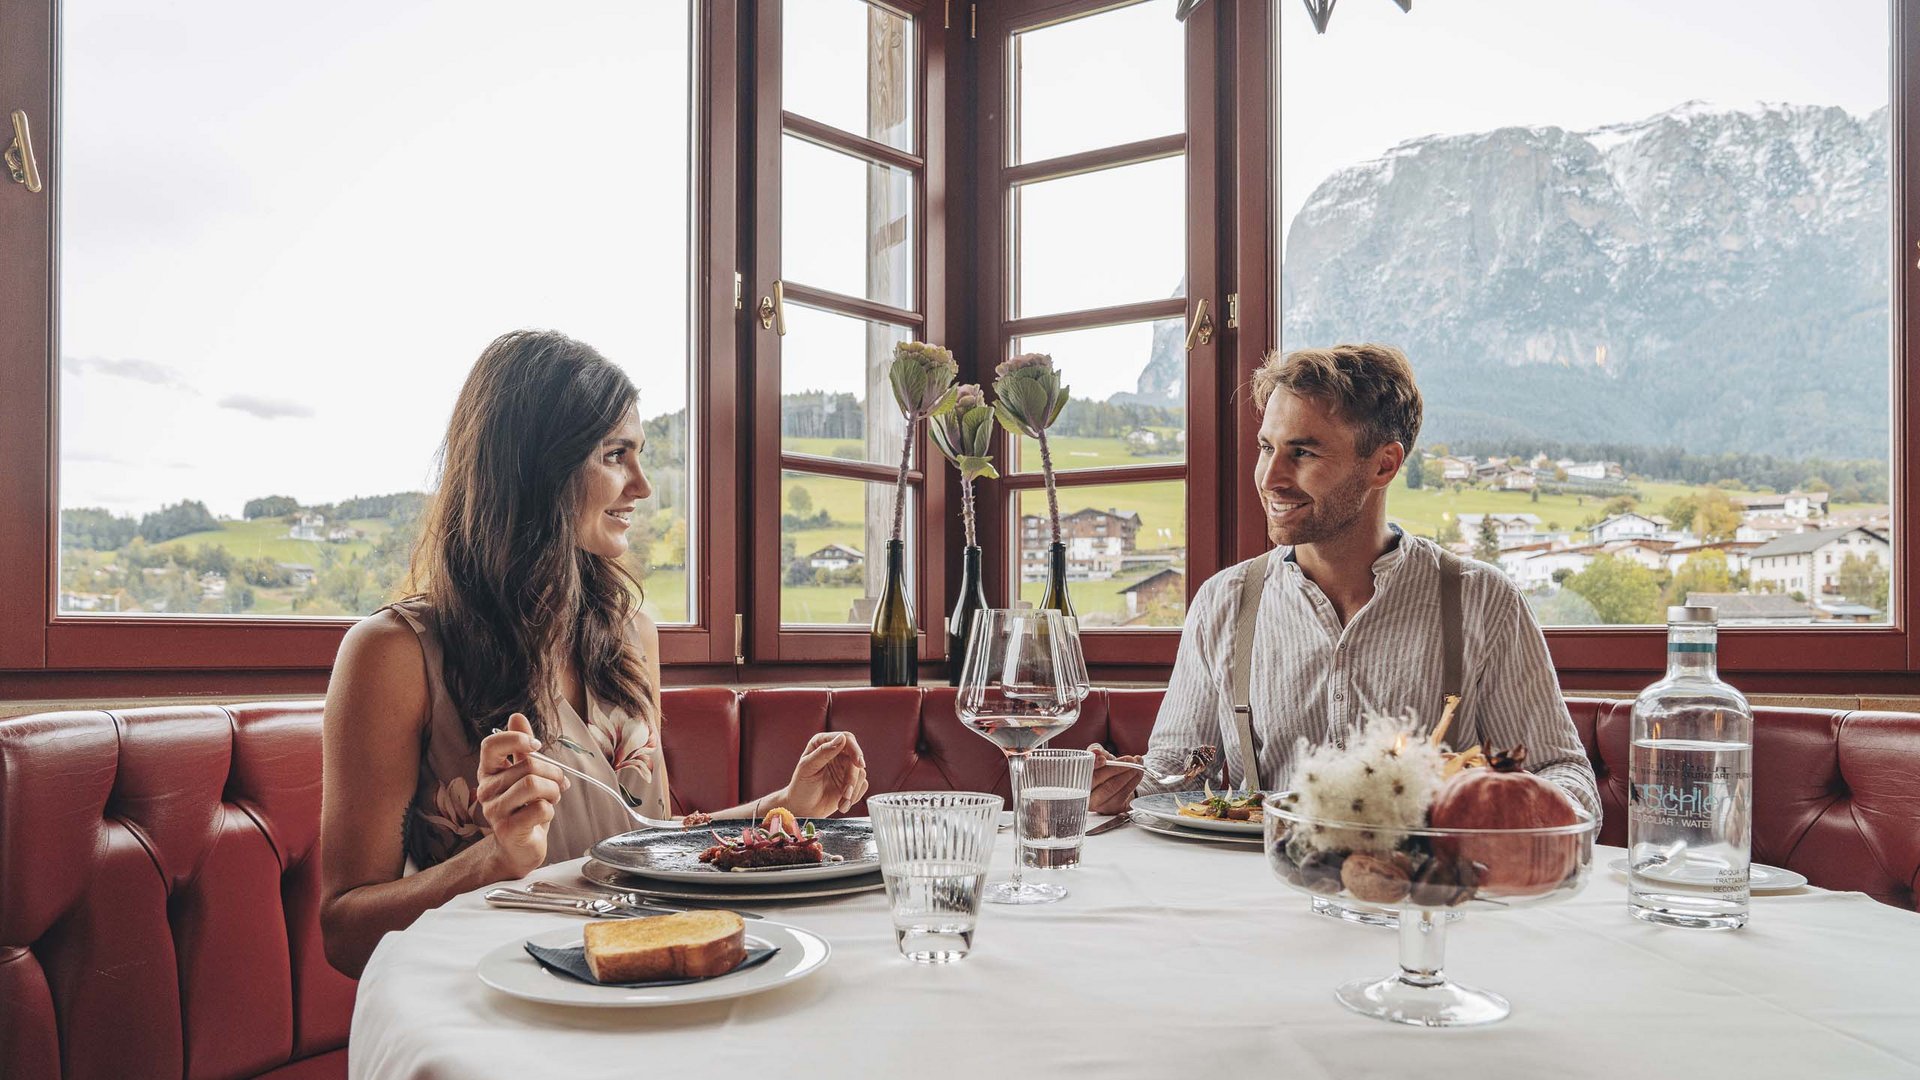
[590,818,880,884]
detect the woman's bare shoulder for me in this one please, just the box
[626,606,660,653]
[328,609,431,731]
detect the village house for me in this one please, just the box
[1663,540,1763,577]
[803,543,863,571]
[1499,467,1537,492]
[288,512,326,541]
[1500,544,1598,593]
[1734,490,1830,521]
[1747,527,1891,601]
[1020,507,1143,581]
[1118,568,1183,623]
[1562,460,1621,481]
[1829,505,1893,531]
[1433,456,1473,483]
[1456,512,1544,549]
[1587,512,1675,544]
[1601,538,1678,573]
[1683,592,1818,627]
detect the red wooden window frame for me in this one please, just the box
[746,0,953,665]
[2,0,1919,696]
[1253,0,1920,695]
[971,0,1234,670]
[0,1,745,695]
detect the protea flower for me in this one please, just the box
[885,342,958,542]
[929,383,998,547]
[991,352,1071,546]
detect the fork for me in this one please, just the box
[484,888,653,919]
[1104,745,1219,788]
[490,727,681,831]
[527,880,766,921]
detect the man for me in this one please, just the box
[1088,344,1600,818]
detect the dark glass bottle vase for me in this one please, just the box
[870,538,918,686]
[1037,541,1075,616]
[946,545,989,686]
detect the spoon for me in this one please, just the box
[490,727,682,831]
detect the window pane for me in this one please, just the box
[1014,481,1186,627]
[1281,0,1893,627]
[57,1,695,622]
[781,135,916,308]
[783,0,915,152]
[782,473,916,626]
[780,304,911,467]
[1012,0,1183,164]
[1009,320,1186,473]
[1016,156,1185,317]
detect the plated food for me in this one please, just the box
[584,910,746,983]
[480,922,831,1008]
[1127,791,1266,837]
[591,816,879,885]
[698,808,843,872]
[1176,786,1265,824]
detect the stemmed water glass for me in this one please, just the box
[957,609,1082,904]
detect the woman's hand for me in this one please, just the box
[776,732,869,818]
[475,713,570,879]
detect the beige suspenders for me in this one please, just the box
[1227,552,1272,791]
[1225,544,1467,790]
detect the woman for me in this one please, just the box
[320,330,868,977]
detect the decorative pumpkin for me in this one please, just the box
[1428,747,1581,895]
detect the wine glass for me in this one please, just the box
[957,609,1081,905]
[1059,616,1092,705]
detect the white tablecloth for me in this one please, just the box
[351,827,1920,1079]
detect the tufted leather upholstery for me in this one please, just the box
[0,704,355,1080]
[1569,697,1920,910]
[4,689,1917,1078]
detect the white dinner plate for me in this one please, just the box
[590,818,879,884]
[1129,791,1266,835]
[1607,857,1809,893]
[1126,809,1265,847]
[580,858,884,901]
[477,922,830,1008]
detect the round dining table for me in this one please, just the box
[350,821,1920,1079]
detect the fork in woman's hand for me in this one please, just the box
[490,727,682,831]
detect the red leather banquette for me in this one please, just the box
[2,689,1916,1079]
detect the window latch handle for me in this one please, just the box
[1183,297,1213,351]
[758,280,786,335]
[5,110,42,194]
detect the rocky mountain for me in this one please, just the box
[1280,101,1892,460]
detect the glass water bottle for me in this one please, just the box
[1627,605,1752,929]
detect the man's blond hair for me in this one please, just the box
[1251,343,1423,455]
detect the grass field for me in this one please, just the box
[153,517,391,564]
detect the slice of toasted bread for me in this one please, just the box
[583,910,747,983]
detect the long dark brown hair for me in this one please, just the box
[407,329,656,745]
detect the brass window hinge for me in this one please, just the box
[971,3,977,39]
[734,613,745,665]
[1226,292,1239,330]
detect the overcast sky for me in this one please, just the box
[56,0,1891,519]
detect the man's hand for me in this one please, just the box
[1088,743,1144,815]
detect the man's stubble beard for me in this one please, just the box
[1265,461,1376,549]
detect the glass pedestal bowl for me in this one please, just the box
[1264,793,1597,1027]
